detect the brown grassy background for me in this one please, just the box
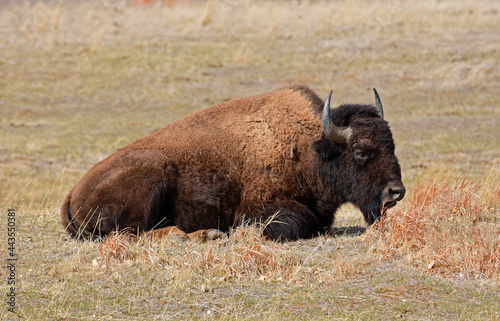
[0,0,499,319]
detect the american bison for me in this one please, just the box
[61,85,405,241]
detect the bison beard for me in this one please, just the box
[61,85,405,242]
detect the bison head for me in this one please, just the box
[316,89,405,224]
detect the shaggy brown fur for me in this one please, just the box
[61,85,405,241]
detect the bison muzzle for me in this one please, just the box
[61,85,405,241]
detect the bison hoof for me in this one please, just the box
[198,229,226,242]
[207,229,226,240]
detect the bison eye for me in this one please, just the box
[354,149,370,165]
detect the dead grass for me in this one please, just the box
[98,224,365,284]
[367,161,500,279]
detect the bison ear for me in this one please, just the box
[312,139,341,161]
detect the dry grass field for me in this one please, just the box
[0,0,499,319]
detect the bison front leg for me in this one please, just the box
[240,201,325,241]
[144,226,225,242]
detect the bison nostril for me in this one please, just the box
[389,187,406,201]
[383,182,406,204]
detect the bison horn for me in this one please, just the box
[373,88,384,119]
[321,91,351,143]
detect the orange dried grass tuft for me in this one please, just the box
[368,174,499,279]
[99,231,136,260]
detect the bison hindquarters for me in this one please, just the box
[60,149,178,238]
